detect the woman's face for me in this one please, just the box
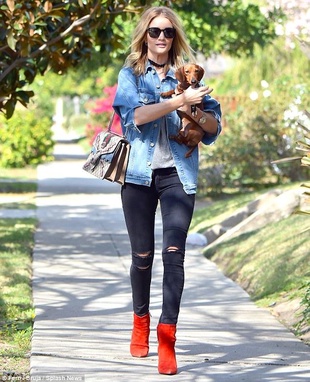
[146,16,174,61]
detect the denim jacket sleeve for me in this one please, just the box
[201,94,222,145]
[112,67,142,135]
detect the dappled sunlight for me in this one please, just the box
[30,145,310,380]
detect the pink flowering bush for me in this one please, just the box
[85,84,122,145]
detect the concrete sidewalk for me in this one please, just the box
[30,143,309,382]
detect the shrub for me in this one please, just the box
[200,81,309,193]
[0,109,54,168]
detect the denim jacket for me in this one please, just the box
[113,64,222,194]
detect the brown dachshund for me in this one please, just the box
[161,64,205,158]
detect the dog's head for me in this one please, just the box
[175,64,205,89]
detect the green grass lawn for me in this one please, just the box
[0,168,37,210]
[0,218,37,374]
[0,167,37,182]
[191,190,263,234]
[0,167,37,375]
[203,214,308,299]
[192,188,310,343]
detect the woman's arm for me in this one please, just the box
[134,85,213,126]
[178,105,218,135]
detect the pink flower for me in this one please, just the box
[85,84,122,144]
[91,85,118,114]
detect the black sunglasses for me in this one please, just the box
[147,27,176,39]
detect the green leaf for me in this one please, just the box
[4,99,16,119]
[15,90,35,104]
[7,30,16,50]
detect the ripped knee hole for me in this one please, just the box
[132,251,153,270]
[166,246,180,252]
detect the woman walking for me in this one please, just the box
[113,5,222,375]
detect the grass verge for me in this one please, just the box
[0,166,37,376]
[0,218,37,375]
[192,187,310,344]
[0,168,37,181]
[0,168,37,210]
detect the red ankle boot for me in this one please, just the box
[157,323,177,375]
[130,313,150,357]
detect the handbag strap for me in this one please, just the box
[107,111,126,139]
[107,111,116,133]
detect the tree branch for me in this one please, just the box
[0,3,143,84]
[0,4,99,83]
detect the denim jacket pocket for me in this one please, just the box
[139,90,155,105]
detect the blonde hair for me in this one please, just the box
[125,6,195,75]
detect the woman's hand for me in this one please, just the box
[182,86,213,107]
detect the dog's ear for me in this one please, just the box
[175,67,185,82]
[197,66,205,81]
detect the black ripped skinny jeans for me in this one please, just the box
[121,167,195,324]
